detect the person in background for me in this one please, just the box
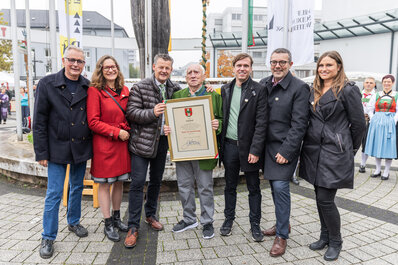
[365,74,397,180]
[20,86,30,120]
[87,55,130,242]
[0,87,9,124]
[358,77,377,173]
[300,51,365,261]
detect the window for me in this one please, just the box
[253,51,262,58]
[254,15,265,21]
[84,50,90,58]
[215,19,223,26]
[85,65,91,72]
[45,48,50,57]
[232,13,241,20]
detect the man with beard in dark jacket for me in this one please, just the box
[219,53,267,242]
[260,48,310,257]
[33,45,92,259]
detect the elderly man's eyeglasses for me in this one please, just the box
[65,57,85,65]
[270,60,288,67]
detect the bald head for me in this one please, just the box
[185,64,206,92]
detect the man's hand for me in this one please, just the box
[275,153,288,164]
[118,129,130,141]
[205,84,215,93]
[211,119,219,130]
[248,154,259,164]
[163,125,171,136]
[39,160,48,167]
[154,103,166,117]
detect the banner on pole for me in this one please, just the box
[248,0,255,47]
[58,0,83,58]
[266,0,314,67]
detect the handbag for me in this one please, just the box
[103,89,126,115]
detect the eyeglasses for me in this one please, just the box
[65,57,85,65]
[270,60,288,67]
[103,65,118,72]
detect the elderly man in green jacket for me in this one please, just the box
[164,63,222,239]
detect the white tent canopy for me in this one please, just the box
[300,72,386,84]
[0,72,27,88]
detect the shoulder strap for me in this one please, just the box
[103,89,126,115]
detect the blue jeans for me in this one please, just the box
[42,161,87,240]
[223,141,261,224]
[269,180,291,239]
[128,136,168,229]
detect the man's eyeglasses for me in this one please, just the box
[270,60,288,67]
[103,65,118,72]
[65,57,85,65]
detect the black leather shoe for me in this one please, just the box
[291,176,300,185]
[370,172,381,178]
[39,239,54,259]
[309,239,328,250]
[68,223,88,237]
[104,218,120,242]
[250,223,264,242]
[113,211,128,232]
[358,166,366,173]
[381,175,389,180]
[324,245,342,261]
[220,219,233,236]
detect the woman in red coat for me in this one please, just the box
[87,55,131,242]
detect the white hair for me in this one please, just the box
[185,63,205,76]
[64,45,85,59]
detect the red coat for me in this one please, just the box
[87,86,131,178]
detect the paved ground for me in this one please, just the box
[1,117,398,264]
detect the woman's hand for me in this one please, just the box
[118,129,130,141]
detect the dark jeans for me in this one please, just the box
[127,136,168,229]
[314,185,342,246]
[270,180,291,239]
[223,141,261,224]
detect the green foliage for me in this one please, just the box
[27,133,34,144]
[0,12,12,72]
[129,64,140,78]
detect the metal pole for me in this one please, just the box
[111,0,115,57]
[25,0,34,122]
[389,31,394,74]
[145,0,152,78]
[242,0,248,53]
[66,0,70,45]
[10,0,23,141]
[283,0,290,49]
[49,0,58,72]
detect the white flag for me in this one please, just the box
[58,0,83,58]
[266,0,314,67]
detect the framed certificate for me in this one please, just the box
[165,95,218,162]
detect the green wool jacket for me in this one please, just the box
[172,86,223,170]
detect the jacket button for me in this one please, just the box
[83,137,86,140]
[70,107,73,110]
[71,138,75,142]
[80,107,84,111]
[71,122,75,126]
[82,121,85,125]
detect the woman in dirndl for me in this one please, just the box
[365,74,397,180]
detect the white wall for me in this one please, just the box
[319,32,398,78]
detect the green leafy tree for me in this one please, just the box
[129,64,140,78]
[0,12,12,72]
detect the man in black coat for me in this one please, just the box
[260,48,310,257]
[33,46,92,259]
[219,53,267,242]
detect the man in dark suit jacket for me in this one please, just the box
[219,53,267,242]
[260,48,310,257]
[33,46,92,259]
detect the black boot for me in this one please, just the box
[104,217,120,242]
[310,230,329,250]
[324,237,342,261]
[113,210,128,232]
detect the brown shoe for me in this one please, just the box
[124,228,138,248]
[145,216,164,231]
[270,236,287,257]
[262,224,291,236]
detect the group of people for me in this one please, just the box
[34,44,397,262]
[0,86,10,124]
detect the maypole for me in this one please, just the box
[201,0,209,72]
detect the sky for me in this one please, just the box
[1,0,322,68]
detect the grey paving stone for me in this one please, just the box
[65,252,97,264]
[229,254,261,265]
[156,250,178,264]
[0,239,19,249]
[288,246,321,260]
[0,249,20,262]
[9,250,31,263]
[173,230,198,240]
[23,251,53,264]
[10,240,40,251]
[201,247,217,259]
[214,245,242,258]
[201,258,231,265]
[175,249,204,262]
[237,243,255,255]
[199,237,227,248]
[187,238,201,249]
[292,258,324,264]
[85,241,113,253]
[252,252,285,264]
[163,239,189,251]
[361,258,392,265]
[348,248,375,262]
[50,252,71,264]
[221,234,250,245]
[381,252,398,264]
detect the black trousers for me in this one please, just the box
[314,185,342,247]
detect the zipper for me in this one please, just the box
[336,134,343,152]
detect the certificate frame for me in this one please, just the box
[164,95,218,162]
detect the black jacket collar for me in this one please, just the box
[54,68,89,89]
